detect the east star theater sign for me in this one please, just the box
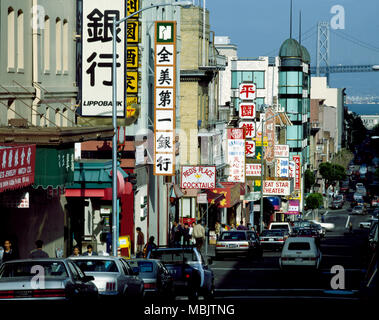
[263,180,293,196]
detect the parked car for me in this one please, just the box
[268,222,293,234]
[0,259,98,302]
[147,246,214,300]
[279,237,322,270]
[69,256,144,299]
[127,259,174,298]
[215,230,262,259]
[352,205,365,215]
[259,230,288,251]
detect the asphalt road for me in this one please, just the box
[207,205,371,303]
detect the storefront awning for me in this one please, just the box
[207,182,242,208]
[65,160,131,198]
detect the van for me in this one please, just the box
[269,222,292,234]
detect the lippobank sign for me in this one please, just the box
[181,166,216,189]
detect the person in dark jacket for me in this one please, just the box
[29,240,49,259]
[144,236,157,257]
[2,240,18,262]
[182,223,191,246]
[82,244,98,256]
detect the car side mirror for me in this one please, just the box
[82,275,95,283]
[132,266,140,275]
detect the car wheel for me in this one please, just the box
[188,289,199,301]
[204,285,215,301]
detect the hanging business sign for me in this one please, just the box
[0,145,36,193]
[239,82,256,100]
[264,107,275,163]
[239,121,256,139]
[246,164,262,177]
[289,160,296,178]
[181,166,216,189]
[227,128,245,183]
[293,155,301,190]
[82,0,125,117]
[154,21,177,176]
[239,103,256,119]
[263,180,291,196]
[287,199,300,214]
[275,158,289,178]
[274,145,289,158]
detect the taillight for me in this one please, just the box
[281,257,288,261]
[32,289,66,298]
[185,274,191,279]
[106,282,116,291]
[278,238,284,241]
[309,257,316,261]
[216,244,226,247]
[144,283,157,289]
[239,244,249,247]
[0,290,14,299]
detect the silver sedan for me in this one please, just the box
[69,256,144,299]
[0,259,98,302]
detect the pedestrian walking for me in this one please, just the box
[192,220,205,252]
[215,221,221,239]
[82,244,98,256]
[237,220,248,230]
[182,223,191,246]
[136,227,145,258]
[143,236,157,257]
[1,240,18,263]
[171,221,183,246]
[29,240,49,259]
[70,246,81,257]
[349,221,353,233]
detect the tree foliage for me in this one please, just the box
[304,169,315,192]
[306,193,323,210]
[319,162,346,185]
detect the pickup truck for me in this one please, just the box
[146,246,214,300]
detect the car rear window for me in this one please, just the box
[73,260,118,272]
[261,230,283,236]
[0,261,68,278]
[138,261,154,273]
[219,232,247,241]
[270,225,289,230]
[150,250,198,264]
[288,242,311,251]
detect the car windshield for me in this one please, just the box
[0,261,68,278]
[219,232,247,241]
[149,250,198,264]
[287,242,311,251]
[354,206,363,210]
[73,260,119,272]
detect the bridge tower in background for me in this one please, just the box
[316,22,330,84]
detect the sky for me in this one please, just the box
[205,0,379,97]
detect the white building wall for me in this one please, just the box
[311,77,344,152]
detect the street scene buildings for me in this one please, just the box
[0,0,377,309]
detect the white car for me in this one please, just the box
[279,237,322,270]
[268,222,293,234]
[309,220,335,231]
[360,221,372,229]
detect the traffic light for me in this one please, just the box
[128,172,137,191]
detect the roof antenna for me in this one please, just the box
[299,10,302,44]
[290,0,293,39]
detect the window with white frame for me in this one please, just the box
[17,10,24,71]
[56,17,62,73]
[63,19,69,73]
[44,16,50,72]
[7,7,15,71]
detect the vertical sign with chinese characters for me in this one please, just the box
[126,0,140,119]
[227,128,246,183]
[264,107,275,163]
[293,155,301,190]
[154,21,176,176]
[82,0,125,117]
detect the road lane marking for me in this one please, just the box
[345,216,351,228]
[324,211,329,217]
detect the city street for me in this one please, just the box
[180,205,371,304]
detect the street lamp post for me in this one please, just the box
[111,1,191,257]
